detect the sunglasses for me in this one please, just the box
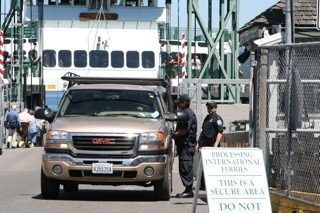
[207,106,213,109]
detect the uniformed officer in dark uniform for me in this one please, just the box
[196,101,224,190]
[172,94,197,198]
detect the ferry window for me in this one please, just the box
[126,0,138,6]
[47,0,57,5]
[169,41,181,46]
[160,52,167,64]
[160,40,167,46]
[198,42,208,47]
[89,50,108,68]
[170,52,180,60]
[58,50,71,67]
[28,38,37,43]
[140,0,154,6]
[90,0,107,9]
[142,51,155,68]
[111,51,124,68]
[28,50,38,59]
[126,51,139,68]
[74,0,86,6]
[74,50,87,68]
[13,39,26,44]
[185,42,195,46]
[111,0,123,6]
[59,0,71,5]
[43,50,56,67]
[199,54,208,63]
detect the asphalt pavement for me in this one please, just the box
[0,146,209,213]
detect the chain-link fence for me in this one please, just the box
[254,42,320,207]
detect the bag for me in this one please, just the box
[35,120,41,129]
[42,125,47,134]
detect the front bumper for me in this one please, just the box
[42,153,167,183]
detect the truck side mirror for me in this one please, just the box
[35,108,56,123]
[164,110,189,121]
[174,110,189,121]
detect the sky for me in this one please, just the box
[1,0,280,29]
[166,0,280,29]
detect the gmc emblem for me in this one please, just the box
[92,138,115,145]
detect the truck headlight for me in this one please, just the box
[45,130,70,148]
[48,130,69,140]
[139,132,164,150]
[43,154,75,165]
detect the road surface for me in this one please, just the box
[0,147,209,213]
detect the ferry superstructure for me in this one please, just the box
[1,0,245,109]
[2,0,168,109]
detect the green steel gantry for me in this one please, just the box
[1,0,26,104]
[183,0,240,104]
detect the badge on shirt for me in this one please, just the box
[217,119,222,125]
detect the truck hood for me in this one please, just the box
[51,116,164,133]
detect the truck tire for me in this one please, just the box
[63,184,79,193]
[0,148,2,155]
[154,160,172,201]
[41,169,60,199]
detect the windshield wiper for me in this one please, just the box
[98,113,141,118]
[63,112,98,116]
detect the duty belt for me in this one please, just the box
[201,136,214,147]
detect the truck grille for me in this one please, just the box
[72,135,137,151]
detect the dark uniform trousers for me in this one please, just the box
[177,142,195,187]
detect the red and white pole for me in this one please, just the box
[0,31,4,83]
[180,33,186,78]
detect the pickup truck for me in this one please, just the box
[35,72,188,200]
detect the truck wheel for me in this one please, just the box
[154,160,172,201]
[64,184,79,193]
[41,169,60,199]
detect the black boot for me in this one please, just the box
[176,185,194,198]
[25,139,30,148]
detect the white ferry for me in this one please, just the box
[2,0,237,109]
[2,0,168,109]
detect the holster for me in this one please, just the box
[186,136,196,146]
[200,136,214,147]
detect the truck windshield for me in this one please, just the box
[59,89,161,119]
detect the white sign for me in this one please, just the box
[200,148,272,213]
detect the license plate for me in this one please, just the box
[92,163,113,174]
